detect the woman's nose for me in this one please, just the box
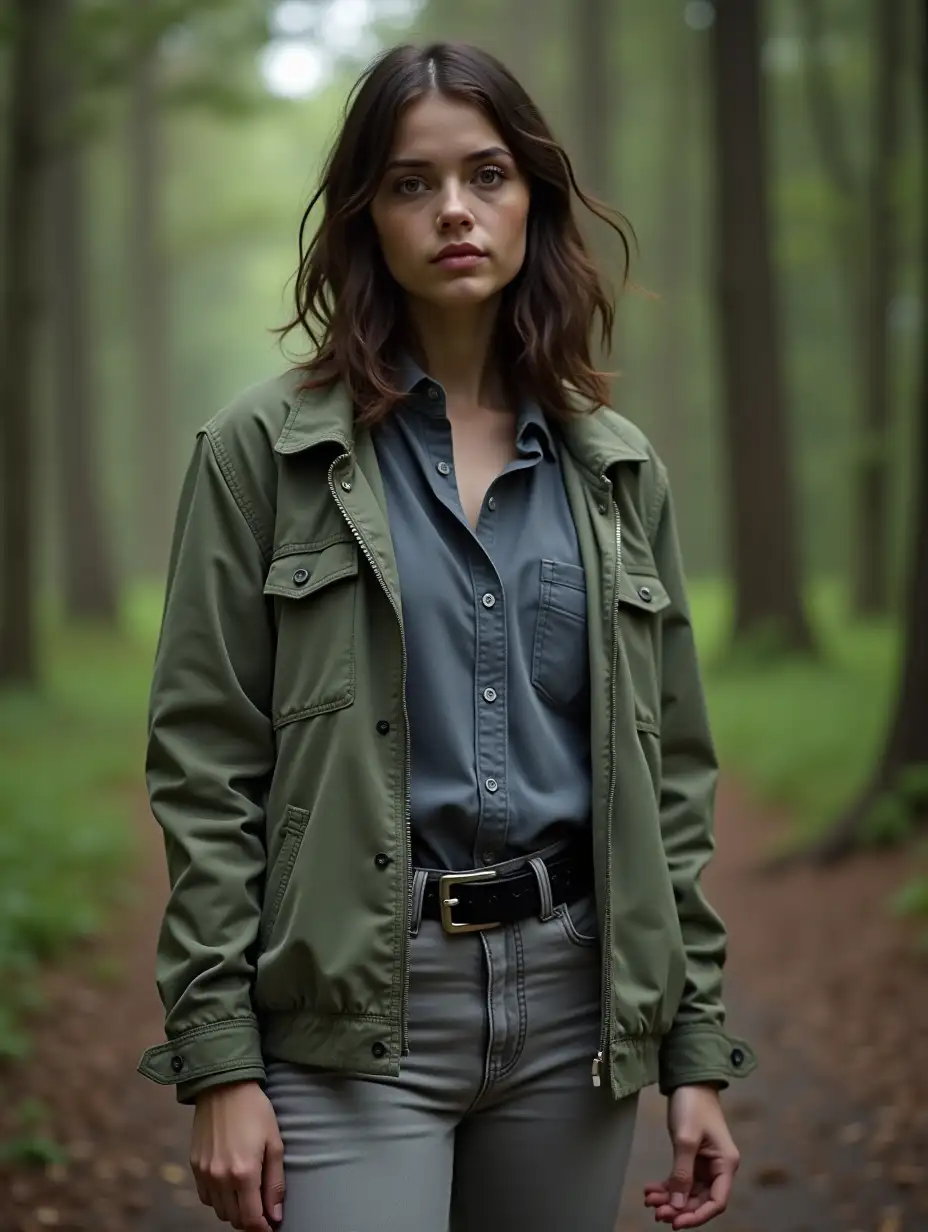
[437,186,474,229]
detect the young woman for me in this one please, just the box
[138,40,756,1232]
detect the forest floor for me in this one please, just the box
[1,782,926,1232]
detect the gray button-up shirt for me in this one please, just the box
[372,364,592,872]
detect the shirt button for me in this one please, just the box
[170,1055,184,1074]
[481,850,497,866]
[436,461,451,476]
[374,853,391,869]
[730,1047,745,1068]
[292,568,309,586]
[638,586,653,603]
[376,719,390,735]
[481,593,496,609]
[485,778,499,793]
[482,687,498,703]
[487,496,496,511]
[341,480,352,492]
[426,384,440,401]
[371,1041,387,1058]
[598,502,608,514]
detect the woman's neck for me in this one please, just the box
[407,299,506,410]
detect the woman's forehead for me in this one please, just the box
[388,94,508,163]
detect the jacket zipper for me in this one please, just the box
[592,474,621,1090]
[327,447,414,1057]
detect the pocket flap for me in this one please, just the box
[264,541,358,600]
[618,571,671,614]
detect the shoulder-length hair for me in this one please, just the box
[278,41,633,424]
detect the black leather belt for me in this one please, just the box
[419,847,593,934]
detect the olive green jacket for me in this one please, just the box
[138,369,757,1104]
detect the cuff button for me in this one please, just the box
[730,1047,745,1068]
[170,1055,185,1074]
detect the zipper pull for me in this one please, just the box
[591,1051,603,1088]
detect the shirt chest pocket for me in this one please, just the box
[531,559,590,712]
[617,569,671,733]
[263,540,359,728]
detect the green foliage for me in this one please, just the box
[891,875,928,920]
[691,578,898,842]
[0,1099,68,1169]
[857,792,914,847]
[0,603,155,1061]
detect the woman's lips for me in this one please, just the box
[434,252,487,270]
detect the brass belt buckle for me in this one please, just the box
[439,869,500,934]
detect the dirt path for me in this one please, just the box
[1,784,926,1231]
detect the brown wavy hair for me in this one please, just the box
[278,41,634,424]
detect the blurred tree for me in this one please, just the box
[0,0,51,686]
[797,0,905,616]
[574,0,612,200]
[816,0,928,860]
[48,0,120,625]
[652,7,697,497]
[127,0,174,580]
[711,0,815,653]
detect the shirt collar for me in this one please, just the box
[397,355,556,461]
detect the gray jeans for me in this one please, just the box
[264,848,639,1231]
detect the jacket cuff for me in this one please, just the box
[658,1024,757,1095]
[138,1017,266,1105]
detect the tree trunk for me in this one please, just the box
[813,0,928,862]
[503,0,544,95]
[797,0,904,617]
[711,0,815,653]
[49,0,119,625]
[573,0,611,201]
[129,16,173,579]
[0,1,49,686]
[653,8,695,489]
[854,0,904,616]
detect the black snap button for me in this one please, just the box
[426,385,440,401]
[170,1055,184,1074]
[371,1041,387,1059]
[376,720,390,735]
[730,1047,744,1068]
[374,853,390,869]
[292,568,309,586]
[637,585,652,603]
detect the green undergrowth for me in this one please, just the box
[689,579,899,846]
[0,596,159,1065]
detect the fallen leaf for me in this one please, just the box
[879,1205,902,1232]
[752,1165,790,1188]
[160,1162,187,1185]
[890,1162,925,1187]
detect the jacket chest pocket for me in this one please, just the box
[617,569,670,734]
[264,540,359,728]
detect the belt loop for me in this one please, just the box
[528,856,556,921]
[409,868,428,936]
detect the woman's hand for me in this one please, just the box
[190,1080,286,1232]
[643,1084,740,1228]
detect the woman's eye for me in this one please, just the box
[395,176,426,195]
[475,165,505,187]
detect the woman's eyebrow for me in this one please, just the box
[384,146,512,172]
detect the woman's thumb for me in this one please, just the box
[668,1134,698,1209]
[262,1135,286,1224]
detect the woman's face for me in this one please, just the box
[370,93,530,312]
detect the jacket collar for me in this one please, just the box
[274,374,648,476]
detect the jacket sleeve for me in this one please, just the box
[648,472,758,1094]
[137,428,275,1104]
